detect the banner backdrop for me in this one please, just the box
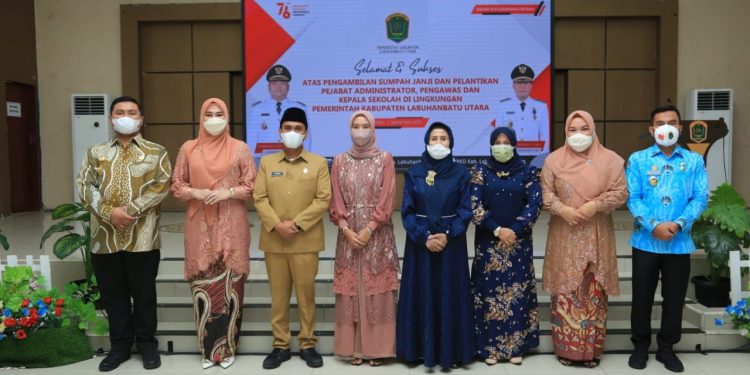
[245,0,552,169]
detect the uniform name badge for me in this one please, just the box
[271,171,283,177]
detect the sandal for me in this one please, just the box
[484,357,498,365]
[368,359,382,367]
[349,357,363,366]
[558,357,573,367]
[509,356,523,365]
[583,360,599,368]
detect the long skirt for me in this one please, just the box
[190,265,246,362]
[334,290,397,359]
[550,271,608,361]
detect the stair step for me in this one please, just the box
[157,256,637,277]
[89,320,708,355]
[153,294,690,324]
[155,272,638,299]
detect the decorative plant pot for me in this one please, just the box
[691,275,731,307]
[0,324,92,368]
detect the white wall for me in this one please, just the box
[34,0,238,208]
[677,0,750,200]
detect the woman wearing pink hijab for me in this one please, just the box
[541,110,628,368]
[171,98,256,369]
[329,110,399,367]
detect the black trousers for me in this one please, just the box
[92,249,161,353]
[630,247,691,351]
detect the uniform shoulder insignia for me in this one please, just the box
[251,100,262,107]
[294,101,306,107]
[499,97,511,103]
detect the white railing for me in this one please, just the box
[729,250,750,305]
[0,255,52,290]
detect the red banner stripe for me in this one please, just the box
[255,142,285,153]
[471,4,539,15]
[375,117,430,129]
[516,141,546,149]
[245,1,295,90]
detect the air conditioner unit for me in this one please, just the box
[684,88,733,192]
[71,94,111,200]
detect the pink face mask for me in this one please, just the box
[351,129,372,146]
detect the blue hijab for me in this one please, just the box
[415,122,462,228]
[487,126,526,176]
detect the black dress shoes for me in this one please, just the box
[656,349,684,372]
[263,348,291,369]
[99,351,131,372]
[141,349,161,370]
[299,347,323,368]
[628,348,649,370]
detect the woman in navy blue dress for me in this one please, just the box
[470,127,541,366]
[396,122,475,369]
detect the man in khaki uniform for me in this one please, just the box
[254,107,331,369]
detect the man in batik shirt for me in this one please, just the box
[77,96,171,372]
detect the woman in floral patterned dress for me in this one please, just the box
[541,110,628,368]
[470,127,542,366]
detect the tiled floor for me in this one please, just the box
[3,352,750,374]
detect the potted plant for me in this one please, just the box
[691,183,750,307]
[40,203,99,304]
[0,265,107,367]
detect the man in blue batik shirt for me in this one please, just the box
[626,104,708,373]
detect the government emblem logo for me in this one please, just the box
[689,120,708,143]
[386,13,409,43]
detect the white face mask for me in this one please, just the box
[351,129,372,146]
[203,117,227,136]
[654,124,679,147]
[567,133,594,152]
[112,116,141,135]
[491,144,515,163]
[280,131,305,149]
[426,144,451,160]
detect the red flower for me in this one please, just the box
[21,299,30,308]
[54,307,63,317]
[15,329,27,340]
[55,299,64,307]
[4,318,16,327]
[43,296,52,305]
[29,308,37,316]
